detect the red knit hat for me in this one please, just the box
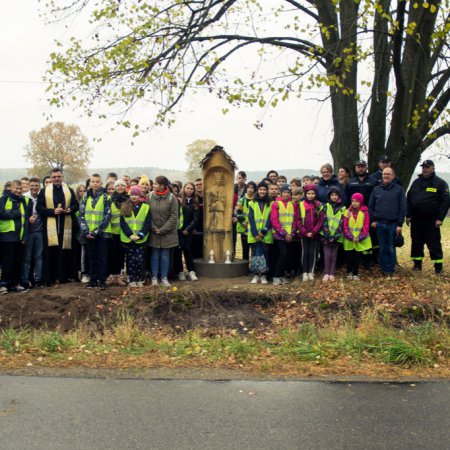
[351,193,364,205]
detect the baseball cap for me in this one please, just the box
[379,155,390,162]
[355,160,367,166]
[420,160,434,167]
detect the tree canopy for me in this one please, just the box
[185,139,217,181]
[24,122,92,183]
[45,0,450,184]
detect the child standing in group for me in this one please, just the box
[298,184,325,281]
[321,186,346,282]
[235,181,256,261]
[270,184,300,285]
[343,193,372,280]
[78,173,111,290]
[106,179,129,285]
[0,180,29,293]
[120,186,151,287]
[248,182,273,284]
[174,181,199,281]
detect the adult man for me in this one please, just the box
[345,160,377,206]
[21,177,44,288]
[78,173,111,289]
[122,174,131,193]
[406,160,450,274]
[371,155,403,186]
[369,168,406,276]
[266,170,279,184]
[37,168,78,284]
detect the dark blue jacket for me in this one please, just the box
[345,174,377,206]
[368,182,406,226]
[317,175,347,205]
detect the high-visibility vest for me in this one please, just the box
[0,198,25,239]
[178,204,184,230]
[276,200,294,234]
[83,194,107,232]
[343,209,372,252]
[106,201,121,235]
[247,201,273,244]
[120,203,150,244]
[321,203,345,242]
[299,200,323,220]
[236,197,250,234]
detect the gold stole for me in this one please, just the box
[45,183,73,249]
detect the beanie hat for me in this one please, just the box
[303,183,317,193]
[327,186,341,198]
[351,193,364,204]
[138,175,150,186]
[130,186,142,197]
[280,184,291,194]
[114,179,127,188]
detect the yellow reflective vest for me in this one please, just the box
[343,209,372,252]
[247,201,273,244]
[0,197,26,239]
[120,203,150,244]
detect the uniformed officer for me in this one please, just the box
[406,160,450,274]
[371,155,403,186]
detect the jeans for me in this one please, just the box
[86,237,109,283]
[21,232,44,284]
[151,247,171,279]
[376,222,397,274]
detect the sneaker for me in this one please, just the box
[0,287,8,295]
[98,282,107,290]
[161,278,171,287]
[273,277,282,286]
[188,271,198,282]
[129,281,138,288]
[13,285,27,293]
[322,274,330,282]
[281,277,290,284]
[347,273,353,279]
[137,281,145,287]
[81,275,90,283]
[250,275,259,284]
[328,275,335,282]
[302,273,309,282]
[353,275,360,281]
[35,281,43,288]
[151,278,158,287]
[260,275,268,285]
[178,272,186,281]
[86,282,97,289]
[308,273,314,281]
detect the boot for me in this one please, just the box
[434,262,443,275]
[413,260,422,271]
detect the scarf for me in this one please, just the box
[155,188,169,196]
[45,183,72,249]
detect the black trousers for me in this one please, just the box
[108,234,125,275]
[86,237,108,283]
[346,250,361,276]
[0,241,23,288]
[274,240,296,278]
[410,218,443,263]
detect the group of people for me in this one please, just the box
[0,155,448,293]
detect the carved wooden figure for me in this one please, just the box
[200,146,237,263]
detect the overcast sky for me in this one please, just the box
[1,2,448,173]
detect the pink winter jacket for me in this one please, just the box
[270,196,301,240]
[343,205,370,241]
[298,200,325,238]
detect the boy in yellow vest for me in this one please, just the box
[78,174,111,289]
[0,180,29,293]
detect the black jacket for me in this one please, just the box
[0,192,29,242]
[180,197,198,233]
[407,173,450,220]
[317,175,347,204]
[345,174,377,206]
[369,182,407,226]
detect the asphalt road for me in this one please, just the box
[0,376,448,449]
